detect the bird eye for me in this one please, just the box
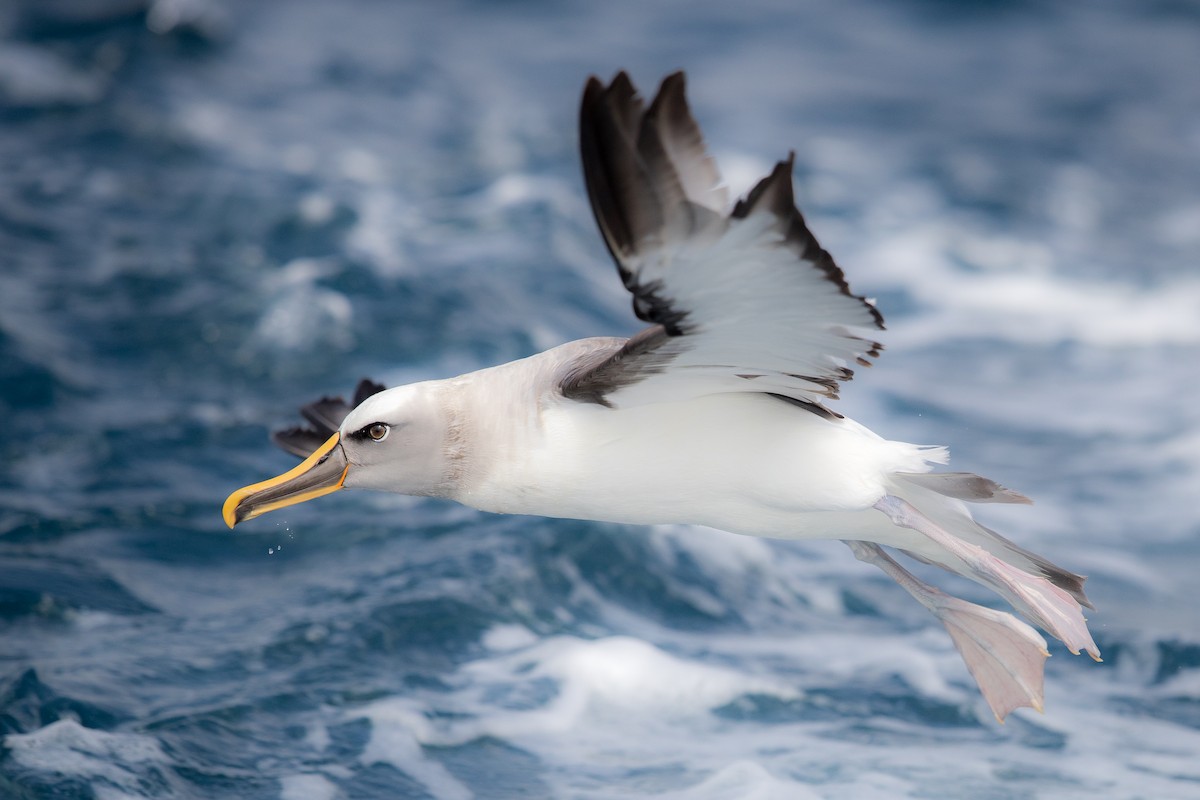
[367,423,389,441]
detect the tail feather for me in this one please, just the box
[875,495,1099,661]
[896,471,1030,505]
[890,474,1092,610]
[972,521,1092,609]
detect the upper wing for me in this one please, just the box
[561,71,883,416]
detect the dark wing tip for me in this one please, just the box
[646,72,691,148]
[732,154,885,332]
[732,153,797,219]
[271,426,328,458]
[300,396,352,435]
[353,378,386,406]
[610,69,635,92]
[580,71,646,264]
[271,377,387,459]
[580,70,714,334]
[655,70,687,101]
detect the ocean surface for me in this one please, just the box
[2,0,1199,797]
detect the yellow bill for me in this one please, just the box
[223,432,348,528]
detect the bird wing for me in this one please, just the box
[560,71,883,417]
[272,378,386,457]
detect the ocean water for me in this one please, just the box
[2,0,1199,797]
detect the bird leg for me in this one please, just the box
[847,540,1049,722]
[873,495,1100,661]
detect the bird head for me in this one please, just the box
[222,382,453,527]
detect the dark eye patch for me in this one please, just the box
[351,422,391,442]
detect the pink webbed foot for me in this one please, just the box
[848,541,1050,722]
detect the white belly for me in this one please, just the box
[458,392,939,537]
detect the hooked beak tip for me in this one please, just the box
[222,490,251,528]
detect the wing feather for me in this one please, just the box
[271,378,386,458]
[567,71,883,413]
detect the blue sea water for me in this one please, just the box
[2,0,1199,797]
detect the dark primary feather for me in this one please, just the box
[580,71,722,334]
[579,71,658,271]
[271,378,386,458]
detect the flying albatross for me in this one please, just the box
[223,71,1099,721]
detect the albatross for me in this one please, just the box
[223,71,1099,721]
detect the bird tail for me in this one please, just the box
[860,480,1099,719]
[888,472,1092,609]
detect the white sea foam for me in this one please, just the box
[279,772,340,800]
[481,622,540,651]
[350,633,817,795]
[4,720,168,794]
[343,188,415,276]
[857,213,1200,349]
[652,760,822,800]
[352,701,473,800]
[248,259,355,354]
[365,635,800,743]
[346,624,1111,796]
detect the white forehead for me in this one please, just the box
[340,382,432,432]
